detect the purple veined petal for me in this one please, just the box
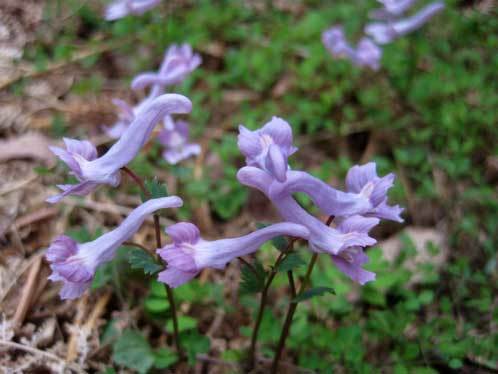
[336,215,380,234]
[131,72,164,91]
[237,167,376,255]
[158,222,309,288]
[265,144,288,183]
[322,25,356,58]
[354,38,382,71]
[104,0,130,20]
[46,181,99,204]
[391,2,445,35]
[237,117,296,178]
[104,0,160,20]
[162,144,201,165]
[364,22,397,45]
[370,0,417,20]
[75,94,191,188]
[127,0,161,15]
[46,197,183,299]
[344,162,402,222]
[63,138,98,161]
[103,120,129,139]
[269,170,372,217]
[238,125,263,161]
[236,166,273,195]
[332,249,376,285]
[366,2,445,44]
[369,200,404,222]
[45,235,78,263]
[346,163,378,193]
[158,267,198,288]
[59,280,92,300]
[132,43,202,94]
[165,222,200,245]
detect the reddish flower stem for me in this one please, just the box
[121,166,183,358]
[271,215,335,373]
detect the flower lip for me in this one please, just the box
[237,117,296,180]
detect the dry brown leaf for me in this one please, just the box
[0,132,55,166]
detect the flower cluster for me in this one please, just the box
[237,118,403,284]
[104,44,202,165]
[322,1,445,70]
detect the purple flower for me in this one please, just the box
[158,116,201,165]
[105,0,161,21]
[322,26,356,58]
[272,164,403,222]
[331,216,379,285]
[46,196,183,299]
[157,222,309,288]
[370,0,417,20]
[345,163,404,222]
[354,37,382,71]
[365,2,445,44]
[47,94,192,203]
[237,117,297,182]
[103,96,160,139]
[237,167,377,256]
[322,26,382,71]
[131,44,202,96]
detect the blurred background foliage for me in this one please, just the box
[21,0,498,372]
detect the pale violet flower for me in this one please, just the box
[238,117,297,182]
[322,26,382,71]
[46,197,183,299]
[132,44,202,97]
[103,98,156,139]
[158,116,201,165]
[105,0,161,21]
[236,118,404,285]
[274,165,403,222]
[157,222,309,288]
[48,94,192,203]
[370,0,417,20]
[365,2,445,44]
[237,166,377,257]
[332,216,379,284]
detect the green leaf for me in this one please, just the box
[277,253,306,272]
[240,261,266,294]
[112,330,155,374]
[293,287,335,303]
[181,331,210,365]
[141,178,168,201]
[128,248,162,275]
[166,315,197,333]
[144,297,169,313]
[154,347,178,369]
[272,236,289,251]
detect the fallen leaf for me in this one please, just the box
[0,133,55,166]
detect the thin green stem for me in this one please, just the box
[271,216,334,373]
[121,166,184,358]
[247,238,297,370]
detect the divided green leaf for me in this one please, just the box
[293,286,335,303]
[141,177,168,201]
[112,330,155,374]
[240,261,266,294]
[128,248,162,275]
[277,253,306,272]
